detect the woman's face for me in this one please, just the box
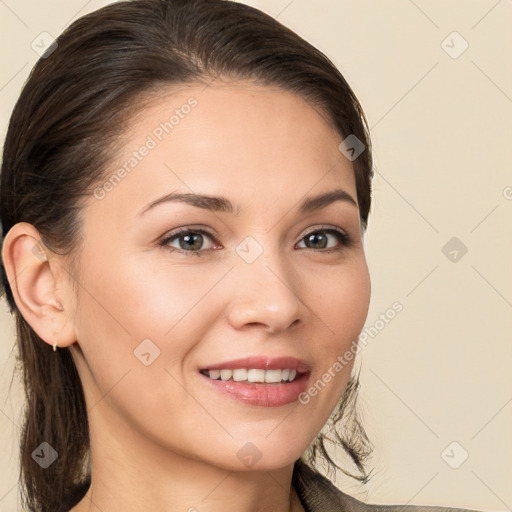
[66,81,371,471]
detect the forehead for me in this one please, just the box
[85,81,356,223]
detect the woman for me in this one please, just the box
[0,1,480,511]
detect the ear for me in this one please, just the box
[1,222,77,349]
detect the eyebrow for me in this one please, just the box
[138,188,358,217]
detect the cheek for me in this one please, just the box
[73,252,228,368]
[298,256,370,414]
[314,256,371,350]
[70,254,221,428]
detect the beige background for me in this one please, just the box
[1,0,511,510]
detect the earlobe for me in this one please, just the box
[1,222,76,349]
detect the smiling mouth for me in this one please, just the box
[200,368,299,383]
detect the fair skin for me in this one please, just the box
[3,81,371,512]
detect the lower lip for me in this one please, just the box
[200,372,310,407]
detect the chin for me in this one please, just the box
[209,437,310,473]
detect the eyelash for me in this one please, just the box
[158,225,353,257]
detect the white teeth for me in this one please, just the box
[220,369,232,381]
[209,369,221,380]
[265,369,282,383]
[247,369,265,383]
[204,368,299,383]
[232,369,248,381]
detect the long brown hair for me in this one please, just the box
[0,1,374,510]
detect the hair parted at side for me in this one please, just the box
[0,0,374,510]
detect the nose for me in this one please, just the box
[225,248,303,335]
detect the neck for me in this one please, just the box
[70,412,305,512]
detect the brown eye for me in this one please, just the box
[160,229,216,255]
[297,228,350,250]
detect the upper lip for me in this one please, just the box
[200,356,311,373]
